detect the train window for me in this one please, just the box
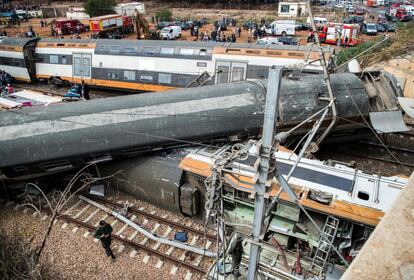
[232,67,244,82]
[140,73,153,81]
[199,49,207,56]
[124,70,136,81]
[160,47,174,55]
[107,71,119,79]
[217,66,229,84]
[12,59,22,67]
[357,191,370,201]
[49,55,59,64]
[74,58,82,75]
[226,49,241,54]
[158,73,172,84]
[61,56,67,64]
[179,48,194,56]
[143,47,155,55]
[109,45,121,54]
[82,57,90,77]
[125,47,136,54]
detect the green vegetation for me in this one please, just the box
[84,0,116,18]
[335,39,383,66]
[156,9,173,21]
[336,22,414,67]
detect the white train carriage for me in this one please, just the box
[0,38,38,82]
[0,38,333,92]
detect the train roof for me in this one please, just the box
[0,37,39,47]
[93,39,332,52]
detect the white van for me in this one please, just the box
[307,17,328,26]
[265,20,295,36]
[404,5,414,16]
[161,26,182,40]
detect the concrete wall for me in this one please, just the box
[342,172,414,280]
[376,53,414,98]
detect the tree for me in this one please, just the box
[84,0,116,18]
[155,9,173,22]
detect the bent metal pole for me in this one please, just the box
[247,66,284,280]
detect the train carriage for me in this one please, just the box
[0,37,38,82]
[0,38,332,91]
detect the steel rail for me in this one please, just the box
[357,141,414,154]
[81,193,217,241]
[327,151,414,168]
[56,213,207,275]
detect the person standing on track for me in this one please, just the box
[81,80,90,100]
[94,220,116,261]
[229,234,244,278]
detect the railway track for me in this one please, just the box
[3,191,217,279]
[316,138,414,176]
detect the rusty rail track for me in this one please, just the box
[81,193,217,241]
[57,213,207,275]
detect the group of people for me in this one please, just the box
[0,70,14,96]
[195,25,242,43]
[0,4,41,13]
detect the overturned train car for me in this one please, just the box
[0,71,404,179]
[97,142,407,278]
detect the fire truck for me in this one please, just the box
[89,14,134,38]
[51,19,88,36]
[308,23,361,46]
[386,4,412,21]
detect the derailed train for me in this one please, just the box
[97,141,407,278]
[0,71,404,180]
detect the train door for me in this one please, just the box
[215,61,247,84]
[73,53,92,82]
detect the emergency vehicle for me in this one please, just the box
[309,23,361,46]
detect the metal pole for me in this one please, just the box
[306,0,338,146]
[247,66,284,280]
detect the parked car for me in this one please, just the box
[376,24,386,32]
[157,21,173,30]
[278,36,299,45]
[355,7,367,15]
[295,23,311,30]
[381,23,396,32]
[362,23,378,35]
[334,3,345,9]
[179,22,191,30]
[347,6,355,13]
[161,26,182,40]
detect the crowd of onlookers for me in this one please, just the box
[0,4,42,13]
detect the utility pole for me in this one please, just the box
[247,66,284,279]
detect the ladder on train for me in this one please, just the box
[311,216,339,278]
[186,71,211,88]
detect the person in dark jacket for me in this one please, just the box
[94,220,116,261]
[81,80,90,100]
[229,235,244,278]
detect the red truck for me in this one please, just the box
[51,18,88,36]
[386,4,413,21]
[89,14,134,38]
